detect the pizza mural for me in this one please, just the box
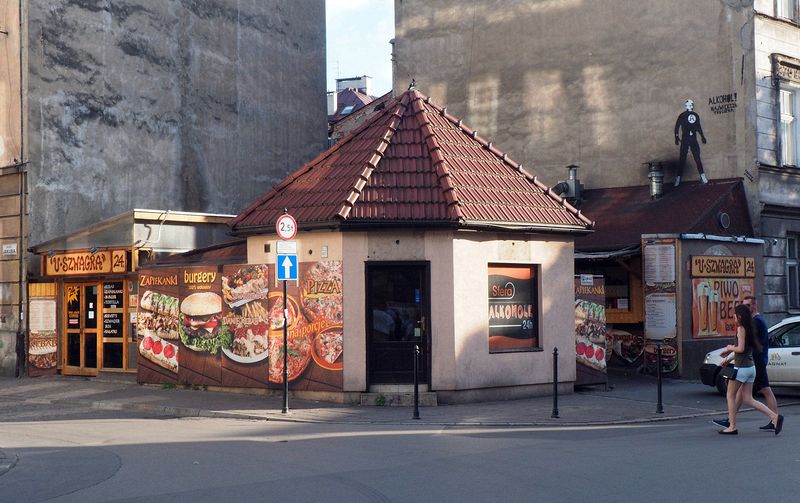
[136,261,343,391]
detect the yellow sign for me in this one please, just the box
[691,255,755,278]
[45,250,128,276]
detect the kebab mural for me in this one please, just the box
[136,260,343,391]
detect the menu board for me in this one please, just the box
[103,312,123,337]
[103,281,124,309]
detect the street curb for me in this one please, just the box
[66,397,800,427]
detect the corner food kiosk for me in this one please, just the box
[27,209,234,377]
[129,89,596,404]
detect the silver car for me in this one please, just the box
[699,315,800,395]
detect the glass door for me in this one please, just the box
[62,283,100,376]
[366,263,430,385]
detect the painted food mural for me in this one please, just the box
[137,261,343,390]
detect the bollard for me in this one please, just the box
[413,344,420,420]
[551,347,559,418]
[656,343,664,414]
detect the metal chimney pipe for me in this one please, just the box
[567,164,578,181]
[648,162,664,199]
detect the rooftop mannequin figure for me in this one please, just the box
[674,99,708,186]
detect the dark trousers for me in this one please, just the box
[678,138,704,176]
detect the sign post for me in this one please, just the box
[276,210,298,414]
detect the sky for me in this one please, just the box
[326,0,395,96]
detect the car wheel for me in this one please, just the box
[715,373,728,395]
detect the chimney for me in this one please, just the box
[552,165,583,203]
[647,162,664,199]
[327,91,338,116]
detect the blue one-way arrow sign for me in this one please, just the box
[276,254,298,281]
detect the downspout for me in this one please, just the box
[18,0,27,377]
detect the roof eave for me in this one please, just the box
[460,220,594,235]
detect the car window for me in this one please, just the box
[784,326,800,347]
[770,322,800,347]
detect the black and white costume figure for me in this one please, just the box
[674,99,708,186]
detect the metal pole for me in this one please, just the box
[551,347,559,418]
[282,279,289,414]
[656,343,664,414]
[413,344,420,419]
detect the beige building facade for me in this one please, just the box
[394,0,800,324]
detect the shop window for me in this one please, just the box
[780,88,799,166]
[788,234,800,310]
[488,264,540,353]
[576,258,643,324]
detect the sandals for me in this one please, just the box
[718,429,738,435]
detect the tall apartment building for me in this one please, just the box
[0,1,327,376]
[394,0,800,325]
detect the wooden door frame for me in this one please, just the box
[61,281,101,376]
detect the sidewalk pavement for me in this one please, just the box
[1,369,799,428]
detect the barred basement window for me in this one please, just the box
[788,234,800,310]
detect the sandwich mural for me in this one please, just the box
[136,261,343,391]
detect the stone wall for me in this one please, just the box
[26,0,327,245]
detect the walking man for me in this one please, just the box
[713,295,779,430]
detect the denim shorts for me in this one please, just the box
[735,365,756,384]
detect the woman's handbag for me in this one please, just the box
[719,365,737,380]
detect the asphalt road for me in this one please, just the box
[0,399,795,502]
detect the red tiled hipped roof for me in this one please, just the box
[230,89,594,234]
[575,178,753,252]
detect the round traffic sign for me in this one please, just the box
[276,214,297,240]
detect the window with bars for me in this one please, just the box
[788,234,800,310]
[781,88,799,166]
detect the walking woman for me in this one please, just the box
[718,303,784,435]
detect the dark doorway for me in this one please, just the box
[366,263,429,385]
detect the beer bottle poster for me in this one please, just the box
[692,278,754,338]
[488,265,538,352]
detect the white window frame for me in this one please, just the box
[780,87,800,166]
[788,234,800,310]
[777,0,798,22]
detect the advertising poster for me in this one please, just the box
[488,265,538,353]
[136,261,344,391]
[606,325,645,367]
[692,278,754,338]
[28,289,58,376]
[643,338,679,375]
[136,268,181,385]
[574,275,607,386]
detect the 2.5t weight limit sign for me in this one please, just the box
[276,214,297,240]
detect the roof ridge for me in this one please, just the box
[418,93,594,228]
[336,94,409,220]
[403,91,462,221]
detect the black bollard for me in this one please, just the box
[551,347,559,418]
[413,344,420,420]
[656,343,664,414]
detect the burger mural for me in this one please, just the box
[179,292,231,354]
[136,261,343,391]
